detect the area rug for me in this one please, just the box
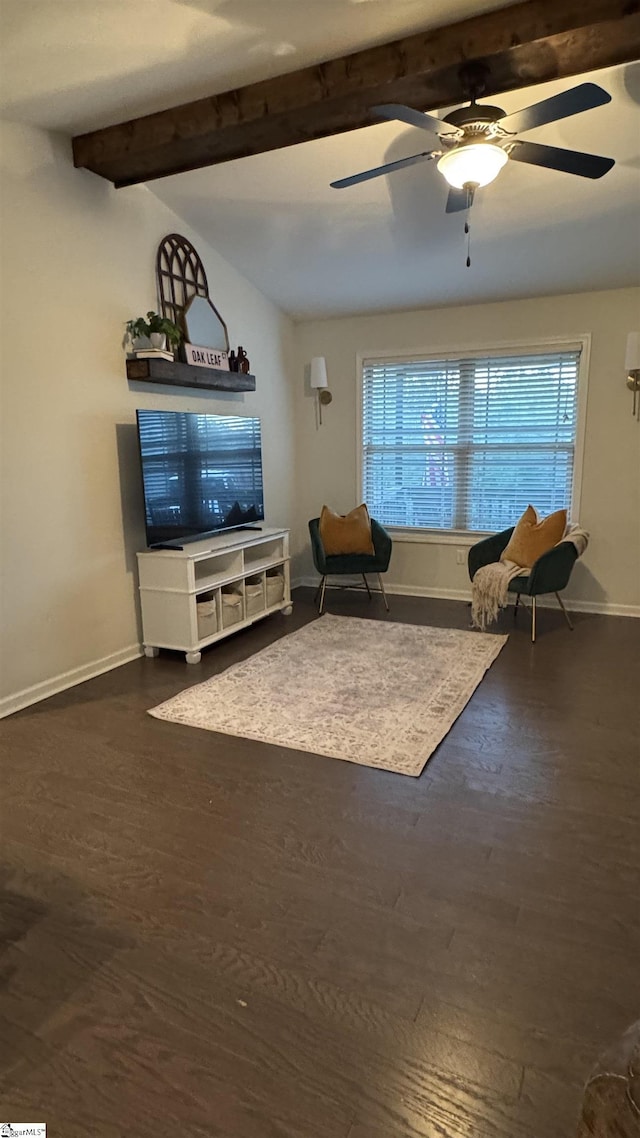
[148,615,507,777]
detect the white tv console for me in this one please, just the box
[137,526,292,664]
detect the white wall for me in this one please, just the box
[293,289,640,613]
[0,121,296,715]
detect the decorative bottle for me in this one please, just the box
[237,346,250,374]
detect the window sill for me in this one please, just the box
[387,527,492,546]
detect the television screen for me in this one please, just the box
[136,409,264,547]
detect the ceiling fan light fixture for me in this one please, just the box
[437,142,508,189]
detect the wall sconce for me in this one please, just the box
[310,356,332,425]
[625,332,640,420]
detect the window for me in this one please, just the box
[361,346,583,534]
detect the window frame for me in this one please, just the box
[356,334,591,545]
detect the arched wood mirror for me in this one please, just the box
[156,234,228,351]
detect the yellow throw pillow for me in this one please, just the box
[319,503,375,555]
[502,505,567,568]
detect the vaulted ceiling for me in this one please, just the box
[1,0,639,318]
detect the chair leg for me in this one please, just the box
[531,596,536,643]
[555,591,574,631]
[318,576,327,614]
[362,573,372,600]
[377,573,390,612]
[514,594,520,620]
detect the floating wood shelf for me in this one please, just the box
[126,356,255,392]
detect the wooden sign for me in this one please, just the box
[184,343,229,370]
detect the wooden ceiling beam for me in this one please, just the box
[72,0,640,187]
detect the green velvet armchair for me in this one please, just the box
[308,516,392,614]
[468,526,578,642]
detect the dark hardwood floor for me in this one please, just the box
[1,589,639,1138]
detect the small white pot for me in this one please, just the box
[150,332,166,350]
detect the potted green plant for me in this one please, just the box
[124,310,182,353]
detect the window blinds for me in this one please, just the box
[361,348,581,533]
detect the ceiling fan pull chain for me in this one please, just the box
[465,188,473,267]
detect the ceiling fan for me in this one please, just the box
[330,75,615,216]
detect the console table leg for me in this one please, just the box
[281,604,293,616]
[185,651,202,664]
[144,646,159,658]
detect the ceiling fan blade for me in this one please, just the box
[330,150,436,189]
[445,187,474,213]
[499,82,611,135]
[372,103,453,135]
[509,140,614,179]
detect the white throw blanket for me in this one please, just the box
[471,525,589,631]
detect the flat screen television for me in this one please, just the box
[136,409,264,548]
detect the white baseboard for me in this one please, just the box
[384,582,472,603]
[295,575,469,602]
[0,644,143,720]
[290,576,308,591]
[3,578,637,721]
[555,598,640,618]
[293,577,640,618]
